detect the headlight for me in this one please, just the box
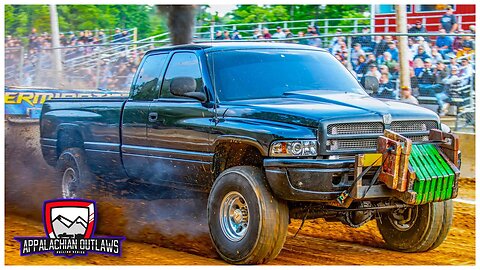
[270,140,317,157]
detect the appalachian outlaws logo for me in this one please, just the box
[15,199,125,257]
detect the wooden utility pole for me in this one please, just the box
[395,5,410,89]
[49,4,63,83]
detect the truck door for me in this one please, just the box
[121,53,168,180]
[146,51,214,188]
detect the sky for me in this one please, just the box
[207,4,238,16]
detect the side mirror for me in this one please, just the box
[361,75,379,93]
[170,77,207,102]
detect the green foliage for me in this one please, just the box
[5,4,370,39]
[5,4,165,40]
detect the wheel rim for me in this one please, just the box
[387,206,419,231]
[62,167,78,198]
[219,191,250,242]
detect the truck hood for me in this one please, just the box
[222,91,439,127]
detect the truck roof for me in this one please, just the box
[145,42,327,54]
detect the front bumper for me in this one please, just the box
[264,158,377,202]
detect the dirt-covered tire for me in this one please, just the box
[56,147,96,199]
[428,199,454,250]
[207,166,289,264]
[377,201,447,252]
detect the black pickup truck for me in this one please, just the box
[40,42,459,264]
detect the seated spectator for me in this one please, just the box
[379,65,390,78]
[442,65,469,111]
[417,58,441,94]
[351,43,365,69]
[223,30,231,40]
[409,67,420,95]
[415,36,431,56]
[366,64,381,81]
[372,35,388,57]
[458,58,474,84]
[436,28,453,57]
[386,41,399,62]
[435,62,449,83]
[374,73,396,99]
[366,53,378,66]
[413,58,425,76]
[356,27,373,52]
[400,86,419,105]
[430,46,444,64]
[446,54,459,73]
[456,31,475,58]
[414,46,431,62]
[354,54,368,79]
[379,51,397,74]
[307,31,322,47]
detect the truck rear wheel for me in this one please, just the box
[377,201,449,252]
[207,166,288,264]
[57,147,95,199]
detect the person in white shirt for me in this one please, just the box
[272,26,286,39]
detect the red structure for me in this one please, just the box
[374,4,475,33]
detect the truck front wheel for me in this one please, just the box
[377,200,452,252]
[207,166,289,264]
[56,147,95,199]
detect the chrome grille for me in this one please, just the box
[391,120,438,133]
[327,122,383,135]
[336,139,378,150]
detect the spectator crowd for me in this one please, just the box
[5,6,476,116]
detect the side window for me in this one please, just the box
[161,52,204,98]
[130,54,168,100]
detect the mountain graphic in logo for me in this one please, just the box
[52,215,88,239]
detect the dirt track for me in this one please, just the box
[4,122,476,265]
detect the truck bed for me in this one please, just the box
[40,98,128,178]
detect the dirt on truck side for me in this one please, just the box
[4,122,476,265]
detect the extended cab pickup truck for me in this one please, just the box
[40,42,460,264]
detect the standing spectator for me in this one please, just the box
[272,26,286,39]
[59,33,68,46]
[120,29,130,43]
[284,28,293,39]
[214,30,224,40]
[400,86,419,105]
[252,29,261,39]
[68,31,76,44]
[409,20,430,42]
[28,28,39,50]
[440,6,458,34]
[262,28,272,39]
[366,64,381,81]
[308,31,322,47]
[297,31,308,45]
[113,28,122,42]
[372,35,388,57]
[436,28,453,57]
[232,30,242,40]
[223,30,231,40]
[386,41,399,61]
[98,30,106,43]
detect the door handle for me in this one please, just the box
[148,112,158,122]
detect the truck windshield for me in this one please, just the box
[207,49,366,101]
